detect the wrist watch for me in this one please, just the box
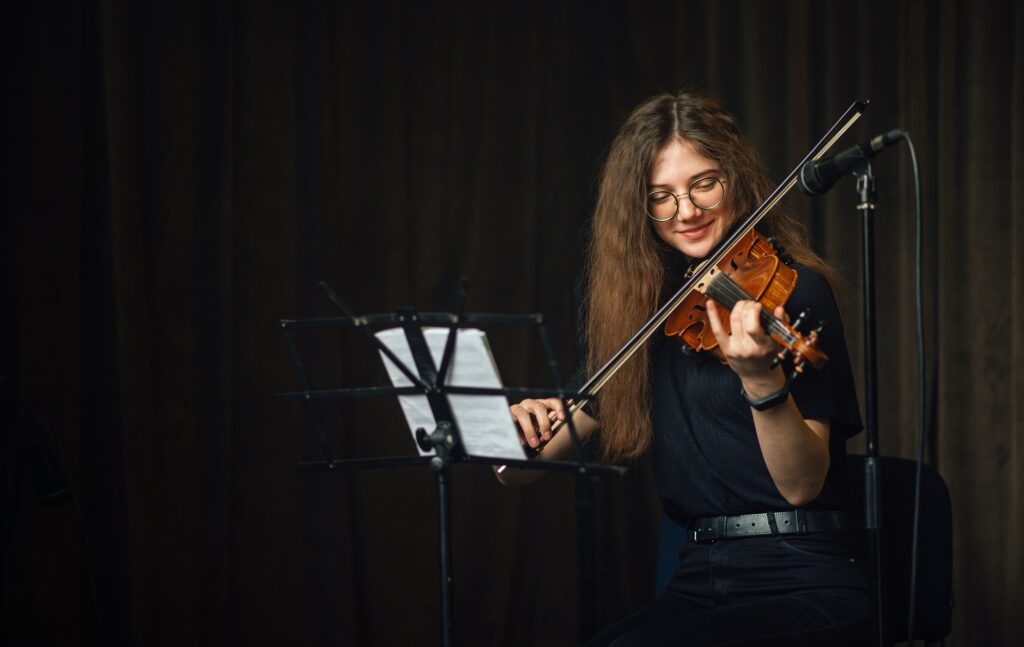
[741,381,790,411]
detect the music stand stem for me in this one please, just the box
[420,422,457,646]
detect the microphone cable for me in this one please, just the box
[902,131,926,646]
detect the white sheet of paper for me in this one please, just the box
[375,327,526,460]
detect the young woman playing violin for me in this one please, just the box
[498,92,868,645]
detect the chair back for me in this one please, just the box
[846,454,953,643]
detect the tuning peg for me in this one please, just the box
[804,321,824,346]
[792,308,809,331]
[770,347,790,368]
[789,358,806,382]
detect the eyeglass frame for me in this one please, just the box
[645,176,728,222]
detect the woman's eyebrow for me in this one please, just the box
[648,168,720,189]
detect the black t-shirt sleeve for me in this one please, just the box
[783,267,862,440]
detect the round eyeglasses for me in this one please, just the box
[646,177,727,222]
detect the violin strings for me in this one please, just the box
[706,274,797,344]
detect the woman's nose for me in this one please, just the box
[675,196,698,221]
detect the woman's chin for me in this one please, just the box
[674,239,715,260]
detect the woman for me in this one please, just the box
[498,92,868,645]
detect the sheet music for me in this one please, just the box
[375,327,526,460]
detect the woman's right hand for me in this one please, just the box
[496,400,598,486]
[509,398,567,450]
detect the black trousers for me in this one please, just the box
[584,532,869,646]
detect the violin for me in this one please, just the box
[497,100,867,468]
[665,227,826,373]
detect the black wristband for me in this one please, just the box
[741,382,790,411]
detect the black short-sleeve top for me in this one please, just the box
[649,265,863,525]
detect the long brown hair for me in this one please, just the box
[585,91,834,463]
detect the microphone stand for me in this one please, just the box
[855,163,886,647]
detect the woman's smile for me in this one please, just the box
[676,221,714,239]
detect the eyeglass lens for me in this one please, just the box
[647,177,724,221]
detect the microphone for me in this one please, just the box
[798,129,906,196]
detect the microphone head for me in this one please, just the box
[798,128,905,198]
[797,158,831,196]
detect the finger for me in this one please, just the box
[744,301,770,343]
[747,303,779,350]
[774,305,789,324]
[523,400,556,440]
[510,402,540,447]
[541,397,567,422]
[509,404,537,446]
[705,298,727,342]
[729,300,747,338]
[528,399,561,440]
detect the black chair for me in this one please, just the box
[846,454,954,646]
[654,455,954,645]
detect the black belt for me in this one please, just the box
[689,510,862,543]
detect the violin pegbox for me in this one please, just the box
[789,319,826,381]
[769,308,826,381]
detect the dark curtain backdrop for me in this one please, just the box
[4,1,1022,645]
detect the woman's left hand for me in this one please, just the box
[706,299,786,387]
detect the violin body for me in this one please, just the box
[664,229,825,371]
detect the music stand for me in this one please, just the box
[277,281,626,647]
